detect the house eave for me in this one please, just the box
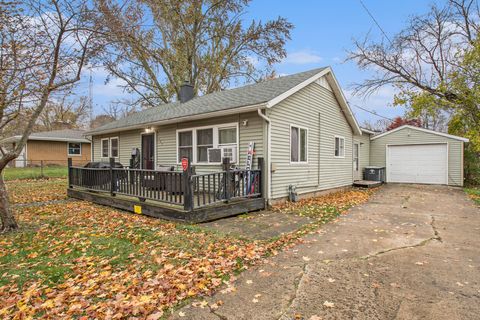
[87,103,267,136]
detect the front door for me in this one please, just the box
[141,133,155,169]
[353,143,360,180]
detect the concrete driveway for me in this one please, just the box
[172,184,480,320]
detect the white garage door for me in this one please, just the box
[387,144,448,184]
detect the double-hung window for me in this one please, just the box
[178,131,193,161]
[101,139,109,158]
[218,127,237,162]
[290,125,308,163]
[196,128,213,163]
[101,137,119,158]
[110,137,119,158]
[68,142,81,156]
[334,136,345,157]
[177,124,238,164]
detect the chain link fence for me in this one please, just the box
[3,159,90,181]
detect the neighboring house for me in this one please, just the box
[86,67,468,205]
[0,129,91,167]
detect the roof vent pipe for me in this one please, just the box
[179,80,194,103]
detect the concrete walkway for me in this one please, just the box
[171,184,480,320]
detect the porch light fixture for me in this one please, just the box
[145,127,155,133]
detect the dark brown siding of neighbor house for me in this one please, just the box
[26,140,91,166]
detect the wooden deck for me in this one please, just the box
[353,180,383,188]
[67,188,265,223]
[67,157,266,223]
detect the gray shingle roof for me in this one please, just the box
[1,129,90,144]
[88,68,327,134]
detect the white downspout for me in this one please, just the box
[257,108,271,203]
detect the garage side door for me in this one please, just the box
[387,144,448,184]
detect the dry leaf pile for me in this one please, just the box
[273,188,376,218]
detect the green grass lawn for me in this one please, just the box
[465,187,480,205]
[2,166,68,181]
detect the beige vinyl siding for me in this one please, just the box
[157,112,264,174]
[92,112,264,173]
[353,133,371,178]
[369,127,464,186]
[268,81,354,199]
[92,129,142,166]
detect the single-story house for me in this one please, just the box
[1,129,91,167]
[84,67,468,208]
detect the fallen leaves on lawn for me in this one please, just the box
[0,181,378,319]
[273,188,376,219]
[0,198,277,319]
[7,178,67,204]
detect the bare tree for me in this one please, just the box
[95,0,293,107]
[361,119,389,132]
[39,96,90,130]
[349,0,478,101]
[0,0,98,231]
[102,100,138,120]
[89,114,116,129]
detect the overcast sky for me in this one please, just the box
[75,0,437,125]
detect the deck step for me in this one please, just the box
[353,180,383,188]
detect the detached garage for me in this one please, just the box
[369,125,469,187]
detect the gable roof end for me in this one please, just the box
[371,125,469,142]
[266,67,362,136]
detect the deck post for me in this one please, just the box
[67,158,73,188]
[222,157,231,202]
[183,157,193,212]
[258,157,264,197]
[110,157,116,196]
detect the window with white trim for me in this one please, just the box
[110,137,119,158]
[68,142,81,156]
[101,139,109,157]
[335,136,345,157]
[177,124,238,164]
[218,127,237,162]
[178,131,193,161]
[290,125,308,163]
[196,128,213,163]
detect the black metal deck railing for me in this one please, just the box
[68,158,264,211]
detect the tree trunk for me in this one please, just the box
[0,171,18,231]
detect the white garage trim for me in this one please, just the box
[372,125,469,142]
[385,142,449,185]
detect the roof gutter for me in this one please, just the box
[257,108,271,203]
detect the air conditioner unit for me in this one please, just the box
[207,146,237,163]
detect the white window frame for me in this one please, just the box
[334,135,345,158]
[110,137,119,158]
[101,138,109,158]
[176,122,239,165]
[290,124,308,164]
[67,142,82,157]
